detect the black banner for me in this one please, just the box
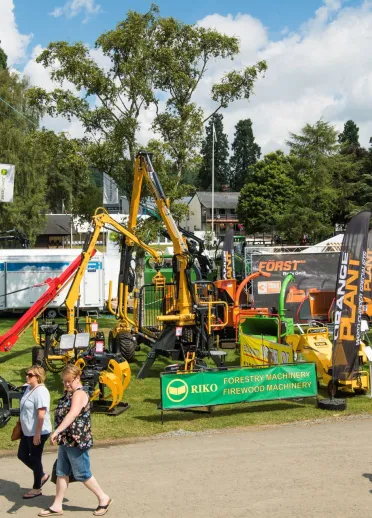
[364,231,372,311]
[251,252,339,319]
[332,211,371,381]
[221,228,235,280]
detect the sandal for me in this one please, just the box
[38,509,64,517]
[23,490,42,499]
[41,474,50,487]
[93,498,113,516]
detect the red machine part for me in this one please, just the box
[0,250,96,352]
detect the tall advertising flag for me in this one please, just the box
[363,230,372,319]
[103,172,119,204]
[0,164,15,203]
[221,228,235,280]
[332,211,371,382]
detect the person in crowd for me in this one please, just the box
[18,365,51,499]
[38,364,112,517]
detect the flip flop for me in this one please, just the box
[23,491,42,499]
[93,498,113,516]
[38,509,64,517]
[41,474,50,487]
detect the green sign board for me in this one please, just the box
[160,363,317,410]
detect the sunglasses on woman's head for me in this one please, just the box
[26,372,36,378]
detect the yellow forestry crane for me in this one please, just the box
[128,151,227,378]
[63,207,163,362]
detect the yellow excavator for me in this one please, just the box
[124,151,228,378]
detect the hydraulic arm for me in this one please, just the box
[128,152,227,378]
[130,152,194,324]
[64,208,162,335]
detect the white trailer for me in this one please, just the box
[0,249,104,318]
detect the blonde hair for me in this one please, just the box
[28,365,46,384]
[61,364,81,380]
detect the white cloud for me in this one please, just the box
[0,0,32,66]
[50,0,101,23]
[193,0,372,153]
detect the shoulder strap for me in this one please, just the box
[20,384,43,412]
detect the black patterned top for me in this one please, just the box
[54,387,93,450]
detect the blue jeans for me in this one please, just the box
[56,445,92,482]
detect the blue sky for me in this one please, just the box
[13,0,360,53]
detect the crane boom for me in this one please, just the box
[64,208,162,334]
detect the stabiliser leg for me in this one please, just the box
[137,347,158,379]
[137,327,177,379]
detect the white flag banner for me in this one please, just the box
[103,172,119,204]
[0,164,15,203]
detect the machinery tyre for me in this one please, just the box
[317,398,347,411]
[45,309,58,319]
[32,346,44,366]
[108,330,117,353]
[118,332,136,363]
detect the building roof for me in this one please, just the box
[40,215,76,236]
[195,192,240,209]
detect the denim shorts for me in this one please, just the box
[56,445,92,482]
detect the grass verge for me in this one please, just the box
[0,316,371,451]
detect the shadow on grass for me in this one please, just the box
[0,348,30,364]
[143,398,161,405]
[135,398,319,423]
[0,478,92,514]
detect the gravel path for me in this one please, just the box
[1,415,372,517]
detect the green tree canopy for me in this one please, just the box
[0,69,47,244]
[287,119,339,160]
[338,119,360,148]
[229,118,261,191]
[0,43,7,70]
[27,4,266,195]
[237,151,296,235]
[283,120,340,242]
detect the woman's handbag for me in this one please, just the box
[51,459,77,484]
[11,420,22,441]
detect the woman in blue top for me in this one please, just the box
[18,365,51,499]
[38,364,112,517]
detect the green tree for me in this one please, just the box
[229,118,261,190]
[338,120,360,148]
[0,69,47,244]
[287,119,339,159]
[151,16,266,179]
[28,5,266,194]
[236,151,296,236]
[197,114,230,191]
[284,120,340,242]
[28,6,160,200]
[31,131,91,215]
[352,137,372,212]
[0,43,7,70]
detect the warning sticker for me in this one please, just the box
[257,281,282,295]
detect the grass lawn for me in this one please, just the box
[1,315,372,451]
